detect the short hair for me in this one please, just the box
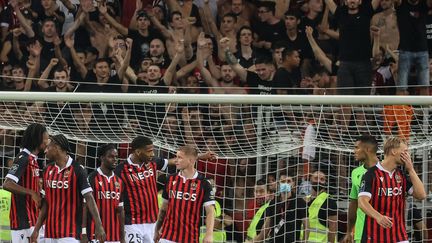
[257,1,276,15]
[384,136,407,156]
[284,9,301,19]
[131,136,153,151]
[223,12,237,22]
[169,11,182,22]
[282,48,298,61]
[50,134,71,152]
[94,58,111,67]
[255,56,274,65]
[53,66,68,75]
[356,135,378,153]
[97,143,117,158]
[178,145,198,158]
[21,123,47,151]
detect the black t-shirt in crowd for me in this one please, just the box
[246,70,275,95]
[253,20,286,44]
[265,196,307,243]
[273,67,301,94]
[396,0,428,52]
[334,3,374,62]
[280,31,314,60]
[78,71,123,93]
[127,28,163,68]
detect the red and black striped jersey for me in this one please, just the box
[114,155,168,224]
[6,148,40,230]
[42,156,92,239]
[359,162,413,243]
[87,168,124,242]
[161,171,215,243]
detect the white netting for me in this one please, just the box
[0,92,431,242]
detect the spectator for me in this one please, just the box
[252,1,286,50]
[280,9,314,76]
[325,0,381,95]
[224,38,276,94]
[273,47,301,94]
[306,170,337,242]
[245,179,271,241]
[217,0,252,30]
[250,175,308,243]
[0,62,13,90]
[370,0,400,50]
[395,0,430,95]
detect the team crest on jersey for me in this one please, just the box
[395,174,401,183]
[145,163,150,170]
[379,177,384,182]
[173,181,176,186]
[128,168,133,172]
[9,164,19,174]
[191,182,197,190]
[64,170,70,178]
[115,181,120,189]
[99,181,103,186]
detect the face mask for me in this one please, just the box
[279,183,291,194]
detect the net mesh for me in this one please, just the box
[0,95,431,242]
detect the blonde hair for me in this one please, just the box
[384,136,407,156]
[178,145,198,158]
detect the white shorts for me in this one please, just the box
[11,226,44,243]
[44,238,79,243]
[125,223,155,243]
[159,239,176,243]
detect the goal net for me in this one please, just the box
[0,92,431,242]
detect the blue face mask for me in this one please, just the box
[279,183,292,194]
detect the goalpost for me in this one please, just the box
[0,92,431,242]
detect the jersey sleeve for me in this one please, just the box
[202,178,215,207]
[75,164,93,195]
[155,157,168,171]
[6,154,29,183]
[405,172,413,195]
[118,178,125,207]
[359,169,375,199]
[162,175,171,201]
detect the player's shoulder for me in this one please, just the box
[197,173,212,186]
[88,170,98,179]
[13,150,30,163]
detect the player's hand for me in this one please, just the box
[29,229,39,243]
[153,229,161,242]
[401,151,414,172]
[95,225,106,243]
[376,215,393,228]
[198,151,217,161]
[30,191,42,208]
[341,233,353,243]
[203,233,213,243]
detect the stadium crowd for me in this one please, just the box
[0,0,432,242]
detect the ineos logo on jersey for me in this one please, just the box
[128,169,154,181]
[46,180,69,189]
[169,190,197,201]
[378,186,403,196]
[98,191,121,200]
